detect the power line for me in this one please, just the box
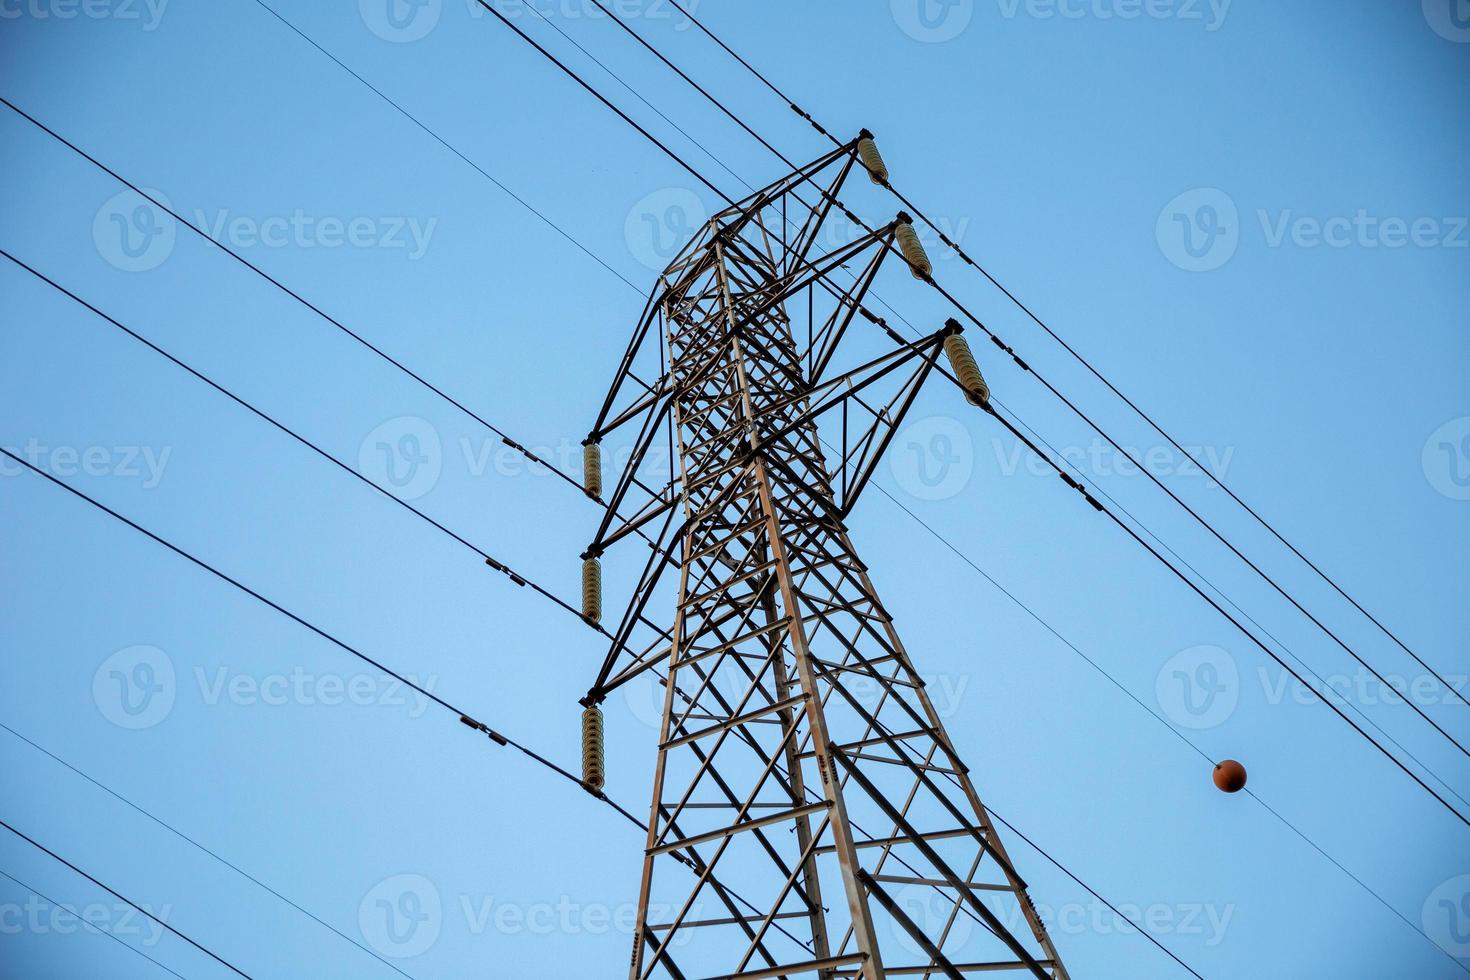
[869,483,1470,975]
[0,21,1440,975]
[557,0,1468,756]
[978,401,1470,829]
[0,246,591,628]
[0,444,812,954]
[448,0,1469,829]
[0,818,255,979]
[0,721,412,979]
[0,867,189,980]
[0,96,591,505]
[661,0,1465,710]
[47,11,1445,957]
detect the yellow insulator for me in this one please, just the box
[943,333,991,407]
[583,442,602,498]
[857,132,888,185]
[582,557,602,624]
[895,219,932,281]
[581,705,605,792]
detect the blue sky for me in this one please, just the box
[1,1,1467,977]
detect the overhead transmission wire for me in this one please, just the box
[555,0,1469,762]
[212,10,1463,965]
[3,130,1149,978]
[0,720,413,980]
[992,406,1470,813]
[241,2,1455,803]
[1,17,1442,977]
[0,867,189,980]
[0,443,823,957]
[0,818,255,979]
[662,0,1466,710]
[417,6,1470,967]
[973,398,1470,828]
[0,246,591,627]
[442,0,1469,825]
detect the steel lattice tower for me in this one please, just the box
[580,137,1070,980]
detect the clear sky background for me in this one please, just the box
[1,1,1467,977]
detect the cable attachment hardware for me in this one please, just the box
[581,704,606,792]
[857,129,889,185]
[894,212,932,281]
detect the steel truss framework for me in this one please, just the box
[584,138,1070,980]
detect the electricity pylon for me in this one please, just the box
[580,135,1070,980]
